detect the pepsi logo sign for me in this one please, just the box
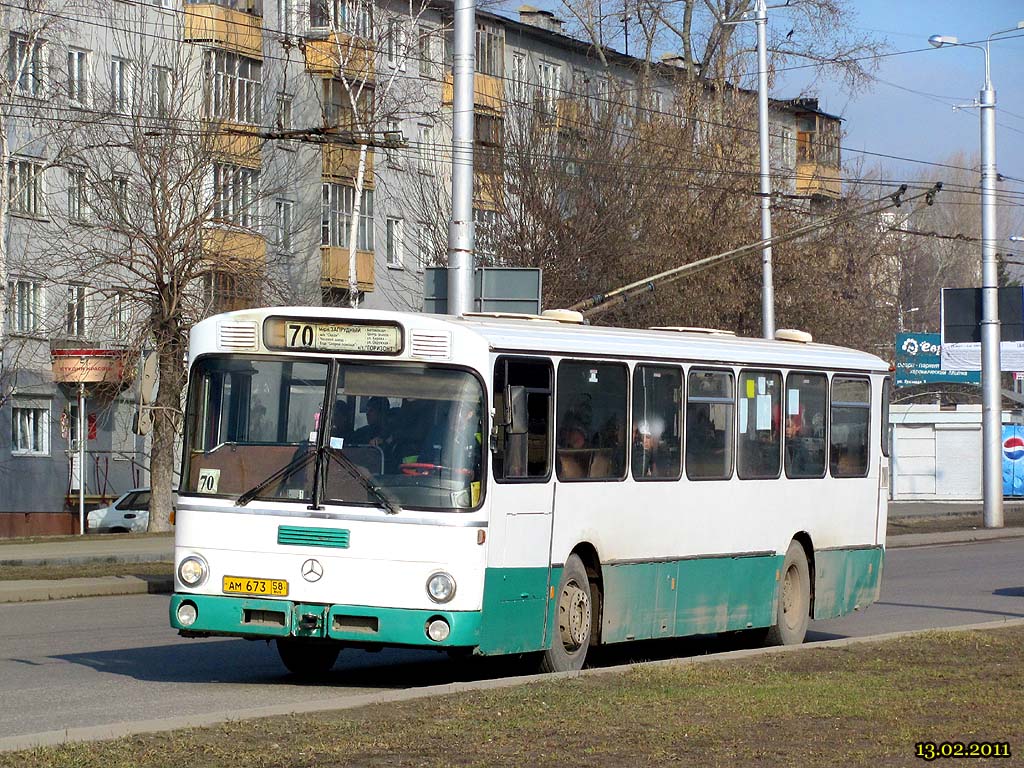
[1004,436,1024,462]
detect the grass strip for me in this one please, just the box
[0,562,173,582]
[3,626,1022,767]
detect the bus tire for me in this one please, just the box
[276,638,341,677]
[766,540,811,646]
[540,554,592,673]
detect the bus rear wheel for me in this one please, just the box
[540,554,593,673]
[276,638,342,677]
[766,541,811,646]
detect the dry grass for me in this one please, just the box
[3,627,1022,767]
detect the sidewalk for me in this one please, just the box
[1,514,1023,604]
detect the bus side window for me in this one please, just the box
[685,369,734,480]
[737,370,782,480]
[632,365,682,480]
[493,358,552,481]
[556,361,629,481]
[830,377,871,477]
[785,372,828,479]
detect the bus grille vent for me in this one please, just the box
[218,321,259,351]
[277,525,350,549]
[410,330,452,360]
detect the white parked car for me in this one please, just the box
[87,488,153,533]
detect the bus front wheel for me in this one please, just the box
[766,541,810,646]
[540,554,593,673]
[276,638,342,677]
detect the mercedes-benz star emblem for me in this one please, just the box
[301,558,323,582]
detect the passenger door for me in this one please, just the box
[479,357,555,654]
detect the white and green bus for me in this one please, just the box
[171,307,890,675]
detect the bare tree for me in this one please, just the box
[32,6,316,531]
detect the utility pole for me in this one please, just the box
[978,61,1003,528]
[928,22,1024,528]
[447,0,476,317]
[722,0,774,339]
[754,0,775,339]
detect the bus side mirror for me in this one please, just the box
[507,386,528,435]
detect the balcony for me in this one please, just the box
[184,4,263,59]
[442,72,503,113]
[321,246,374,292]
[322,143,374,183]
[795,162,842,199]
[204,228,266,266]
[207,122,262,167]
[304,31,374,81]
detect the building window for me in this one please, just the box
[213,163,259,228]
[67,168,89,222]
[278,0,295,35]
[66,285,87,337]
[9,34,44,96]
[322,78,369,129]
[204,51,262,125]
[419,27,434,78]
[113,291,131,341]
[476,23,503,77]
[538,61,560,120]
[780,126,795,167]
[110,174,129,222]
[418,123,434,174]
[8,158,44,217]
[110,57,130,113]
[12,403,50,456]
[275,199,293,253]
[416,223,429,270]
[510,53,527,102]
[7,279,43,334]
[385,217,403,267]
[275,93,292,131]
[309,0,372,36]
[386,18,407,71]
[321,183,373,250]
[150,65,171,116]
[67,49,89,104]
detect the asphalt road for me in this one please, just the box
[1,538,1022,746]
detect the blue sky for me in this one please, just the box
[772,0,1024,188]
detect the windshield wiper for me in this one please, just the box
[325,449,403,515]
[235,448,317,507]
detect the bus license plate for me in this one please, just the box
[222,576,289,597]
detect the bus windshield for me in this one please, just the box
[183,357,485,511]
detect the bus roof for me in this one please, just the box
[451,314,889,373]
[195,307,889,374]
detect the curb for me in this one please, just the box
[2,616,1022,753]
[0,553,172,568]
[0,576,173,604]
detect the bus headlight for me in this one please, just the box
[176,601,198,627]
[426,571,456,603]
[178,555,208,587]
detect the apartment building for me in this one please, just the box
[0,0,843,533]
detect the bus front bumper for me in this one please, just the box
[169,593,482,648]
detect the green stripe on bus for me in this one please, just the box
[169,594,482,646]
[812,546,884,620]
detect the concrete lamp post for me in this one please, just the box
[928,23,1024,528]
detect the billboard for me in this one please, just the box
[895,332,981,387]
[940,287,1024,371]
[1002,425,1024,497]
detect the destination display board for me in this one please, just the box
[264,317,402,355]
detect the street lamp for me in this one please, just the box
[722,0,774,339]
[928,22,1024,529]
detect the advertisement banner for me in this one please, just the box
[940,287,1024,371]
[895,333,981,387]
[1003,425,1024,497]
